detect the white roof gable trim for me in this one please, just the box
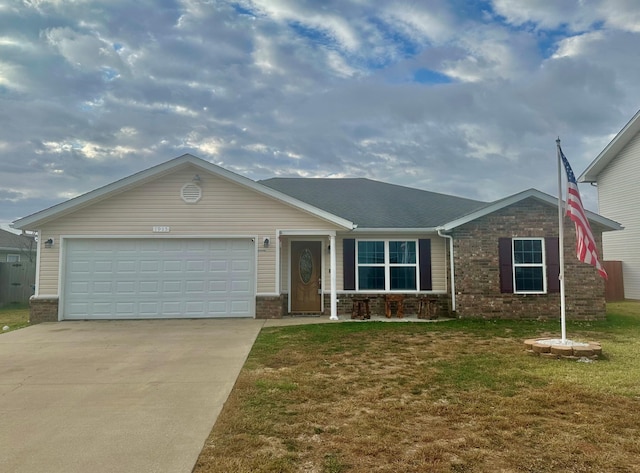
[438,188,622,232]
[579,109,640,183]
[12,154,356,230]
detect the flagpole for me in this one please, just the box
[556,138,567,343]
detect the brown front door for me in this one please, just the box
[291,241,322,313]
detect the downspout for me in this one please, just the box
[437,228,456,312]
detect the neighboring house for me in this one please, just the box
[0,228,36,306]
[579,109,640,300]
[12,154,620,323]
[0,228,36,263]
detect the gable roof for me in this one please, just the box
[260,177,487,229]
[12,154,621,234]
[0,228,35,251]
[579,109,640,183]
[12,154,356,231]
[438,188,622,231]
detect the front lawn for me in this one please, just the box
[194,301,640,473]
[0,305,29,333]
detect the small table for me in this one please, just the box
[351,298,371,320]
[385,294,404,318]
[417,297,439,320]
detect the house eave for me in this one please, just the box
[579,109,640,183]
[350,227,439,234]
[439,188,622,232]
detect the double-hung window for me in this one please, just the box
[357,240,417,291]
[512,238,546,293]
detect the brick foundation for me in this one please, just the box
[452,199,606,320]
[327,293,450,318]
[255,295,287,319]
[29,296,59,324]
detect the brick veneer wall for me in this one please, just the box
[29,296,59,324]
[255,295,287,319]
[327,293,450,318]
[452,198,607,320]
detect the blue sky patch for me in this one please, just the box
[413,68,452,84]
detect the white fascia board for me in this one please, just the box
[13,154,355,231]
[350,228,438,234]
[579,109,640,183]
[279,229,337,236]
[439,188,622,232]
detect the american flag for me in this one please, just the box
[558,144,608,279]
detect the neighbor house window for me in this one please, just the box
[512,238,546,293]
[6,254,20,263]
[357,240,417,291]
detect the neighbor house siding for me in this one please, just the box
[35,166,343,296]
[596,130,640,299]
[453,198,606,319]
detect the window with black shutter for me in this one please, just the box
[498,237,559,294]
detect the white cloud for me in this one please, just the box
[2,0,640,228]
[552,31,605,58]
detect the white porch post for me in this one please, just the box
[330,234,338,320]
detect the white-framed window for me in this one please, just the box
[356,240,418,291]
[6,254,20,263]
[512,238,546,293]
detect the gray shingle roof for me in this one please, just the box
[260,178,487,228]
[0,228,35,250]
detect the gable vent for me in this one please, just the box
[181,183,202,203]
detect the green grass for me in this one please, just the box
[0,305,29,333]
[195,301,640,473]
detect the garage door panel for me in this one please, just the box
[161,301,181,314]
[92,281,113,294]
[186,260,205,271]
[208,301,227,314]
[139,302,160,316]
[117,260,136,272]
[116,281,136,294]
[140,260,159,272]
[231,300,250,314]
[139,281,159,294]
[163,260,182,272]
[63,238,255,319]
[115,302,135,316]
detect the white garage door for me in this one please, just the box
[62,238,255,319]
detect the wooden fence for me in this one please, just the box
[0,261,36,307]
[603,260,624,302]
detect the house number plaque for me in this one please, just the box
[152,226,171,233]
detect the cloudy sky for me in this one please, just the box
[2,0,640,231]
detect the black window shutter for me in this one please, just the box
[498,238,513,293]
[343,239,356,290]
[546,237,560,293]
[418,239,432,291]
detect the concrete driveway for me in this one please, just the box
[0,319,265,473]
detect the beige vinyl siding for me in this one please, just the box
[597,131,640,299]
[36,166,342,296]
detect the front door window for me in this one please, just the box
[291,241,322,312]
